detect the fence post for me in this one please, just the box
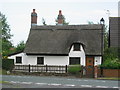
[46,64,48,72]
[65,65,67,73]
[29,64,30,73]
[94,66,98,78]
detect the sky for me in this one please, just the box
[0,0,119,46]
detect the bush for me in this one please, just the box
[2,59,14,71]
[68,65,82,75]
[101,47,120,69]
[100,58,120,69]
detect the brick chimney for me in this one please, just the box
[57,10,64,25]
[31,9,37,26]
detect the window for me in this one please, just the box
[73,43,80,51]
[69,57,80,65]
[37,57,44,65]
[16,57,22,63]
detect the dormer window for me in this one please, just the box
[73,43,80,51]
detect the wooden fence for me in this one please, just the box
[13,65,68,73]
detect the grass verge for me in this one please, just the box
[97,77,120,80]
[0,81,10,84]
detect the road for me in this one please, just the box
[1,75,119,88]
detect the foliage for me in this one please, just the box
[0,12,14,58]
[103,25,109,50]
[2,59,14,71]
[87,21,94,24]
[62,16,69,25]
[0,12,25,58]
[15,41,25,52]
[55,15,69,25]
[68,65,82,75]
[101,23,120,69]
[100,58,120,69]
[103,47,119,61]
[101,47,120,69]
[42,18,47,25]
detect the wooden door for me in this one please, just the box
[86,57,94,66]
[85,56,94,78]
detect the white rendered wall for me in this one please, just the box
[69,45,86,66]
[8,53,27,65]
[94,56,102,66]
[8,45,85,66]
[45,56,69,65]
[8,53,69,65]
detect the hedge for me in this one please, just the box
[100,59,120,69]
[68,65,82,75]
[2,59,14,71]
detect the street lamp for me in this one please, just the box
[100,18,105,24]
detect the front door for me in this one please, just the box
[85,56,94,78]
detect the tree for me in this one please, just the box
[103,25,109,51]
[87,21,94,24]
[62,16,69,25]
[42,18,47,25]
[55,15,69,25]
[15,41,25,52]
[0,12,14,58]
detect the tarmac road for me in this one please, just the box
[1,75,120,88]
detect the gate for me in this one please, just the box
[84,66,94,78]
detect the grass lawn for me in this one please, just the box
[97,77,120,80]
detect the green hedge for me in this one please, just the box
[100,58,120,69]
[2,59,14,71]
[68,65,82,75]
[101,47,120,69]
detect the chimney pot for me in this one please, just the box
[31,9,37,27]
[33,9,35,12]
[59,10,62,15]
[57,10,64,25]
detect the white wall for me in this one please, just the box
[8,47,102,66]
[69,45,86,66]
[8,53,69,65]
[45,56,69,65]
[94,56,102,66]
[8,45,86,66]
[8,53,26,65]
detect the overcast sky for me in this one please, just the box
[0,0,119,46]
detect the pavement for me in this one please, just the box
[1,75,120,88]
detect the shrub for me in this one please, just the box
[100,58,120,69]
[2,59,14,71]
[101,47,120,69]
[68,65,82,75]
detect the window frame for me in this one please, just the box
[73,43,81,51]
[37,57,44,65]
[16,56,22,64]
[69,57,80,65]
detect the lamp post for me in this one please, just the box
[100,18,105,25]
[100,18,105,70]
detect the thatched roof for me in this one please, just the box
[24,25,103,56]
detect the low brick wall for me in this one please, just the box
[102,69,120,77]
